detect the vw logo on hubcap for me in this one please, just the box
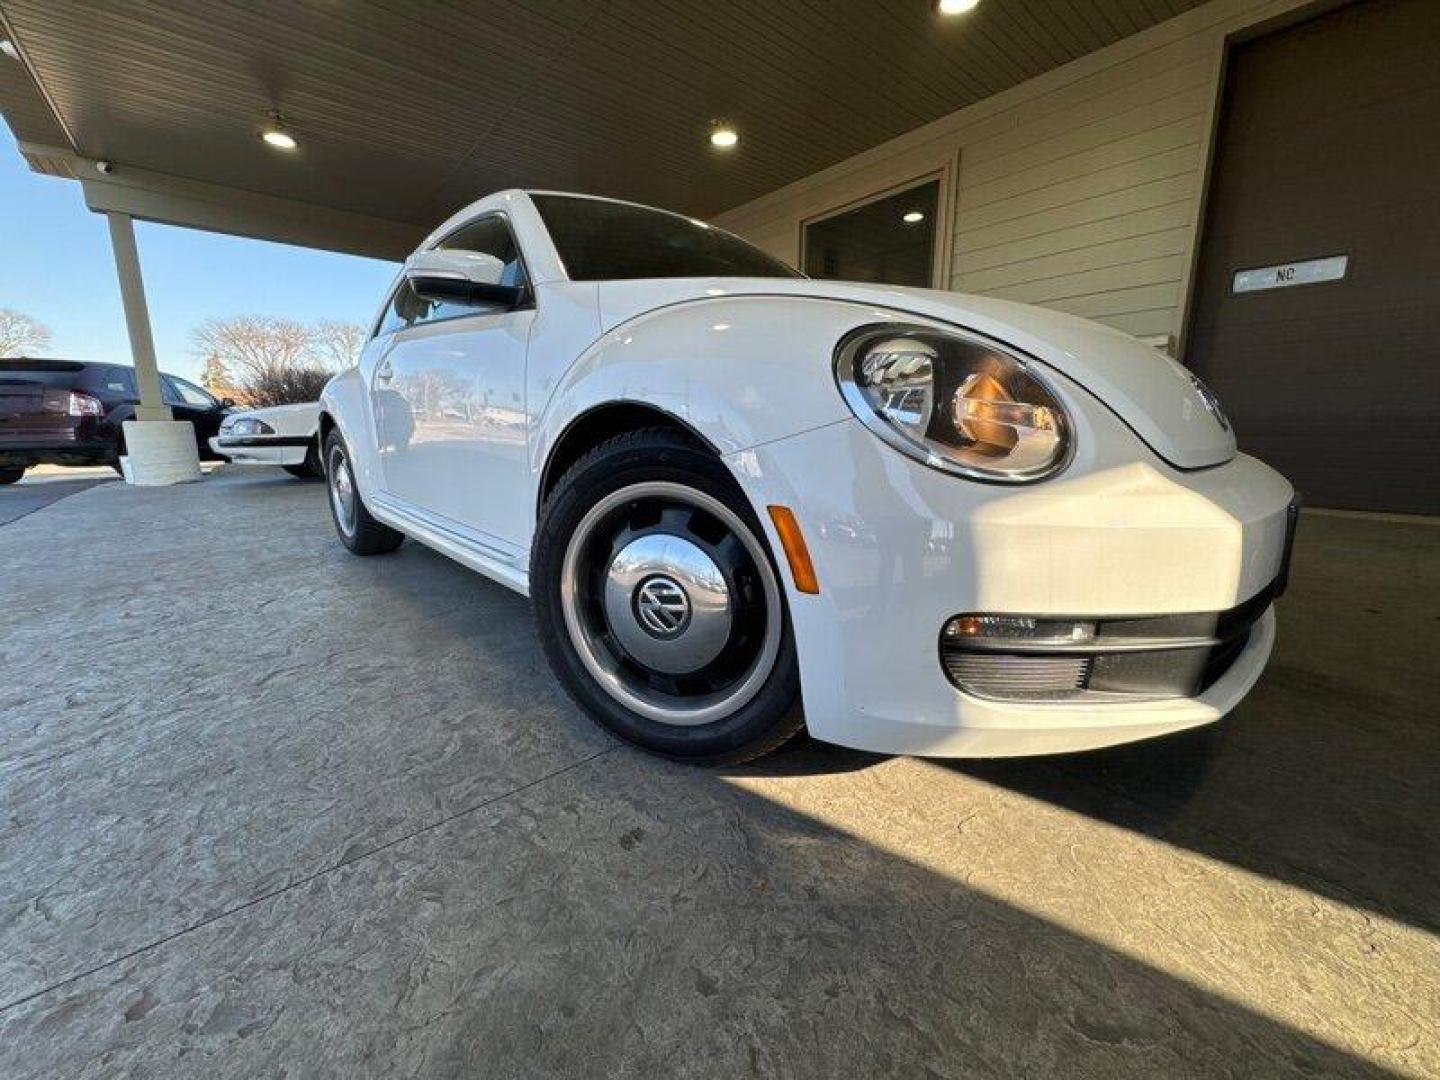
[634,575,691,638]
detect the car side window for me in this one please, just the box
[376,214,528,336]
[163,375,217,408]
[81,365,137,396]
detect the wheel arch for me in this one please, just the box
[318,366,385,498]
[537,401,718,516]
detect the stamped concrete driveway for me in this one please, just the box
[1,469,1436,1078]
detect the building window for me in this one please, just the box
[802,179,941,287]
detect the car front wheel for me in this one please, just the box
[284,438,323,479]
[324,430,403,555]
[0,466,24,485]
[533,428,803,764]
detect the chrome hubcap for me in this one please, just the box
[560,481,781,727]
[603,534,732,675]
[328,446,356,536]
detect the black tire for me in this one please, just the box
[532,427,803,765]
[0,465,24,485]
[110,430,126,475]
[324,430,404,555]
[283,441,322,479]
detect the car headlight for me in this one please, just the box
[230,418,275,436]
[834,325,1072,482]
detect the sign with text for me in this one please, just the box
[1232,255,1349,294]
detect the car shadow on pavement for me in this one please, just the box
[939,525,1440,939]
[0,477,115,527]
[724,733,888,777]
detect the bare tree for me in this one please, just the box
[192,316,310,378]
[311,320,366,371]
[0,309,53,358]
[190,316,364,407]
[245,365,333,407]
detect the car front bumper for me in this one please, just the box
[730,418,1296,757]
[209,435,310,467]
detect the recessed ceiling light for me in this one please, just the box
[0,39,19,60]
[709,123,739,149]
[903,211,926,224]
[259,115,298,151]
[936,0,980,14]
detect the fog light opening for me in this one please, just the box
[943,614,1097,647]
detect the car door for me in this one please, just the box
[369,214,534,550]
[162,375,226,448]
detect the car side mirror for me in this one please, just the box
[404,250,526,310]
[221,397,236,408]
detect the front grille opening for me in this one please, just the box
[943,653,1092,700]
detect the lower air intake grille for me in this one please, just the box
[940,579,1279,703]
[942,653,1091,700]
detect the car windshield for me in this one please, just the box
[0,365,83,389]
[0,361,135,395]
[531,194,801,282]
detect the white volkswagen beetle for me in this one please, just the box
[320,191,1296,764]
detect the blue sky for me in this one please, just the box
[0,132,398,383]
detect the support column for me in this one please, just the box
[106,211,201,485]
[107,212,169,422]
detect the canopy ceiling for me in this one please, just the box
[0,0,1204,259]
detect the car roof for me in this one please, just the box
[0,358,187,382]
[523,189,699,218]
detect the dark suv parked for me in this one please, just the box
[0,358,233,483]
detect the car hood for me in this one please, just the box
[239,401,320,420]
[221,401,320,434]
[595,278,1235,470]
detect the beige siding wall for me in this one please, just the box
[712,0,1316,347]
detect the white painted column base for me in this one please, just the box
[120,420,202,486]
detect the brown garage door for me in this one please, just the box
[1186,0,1440,515]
